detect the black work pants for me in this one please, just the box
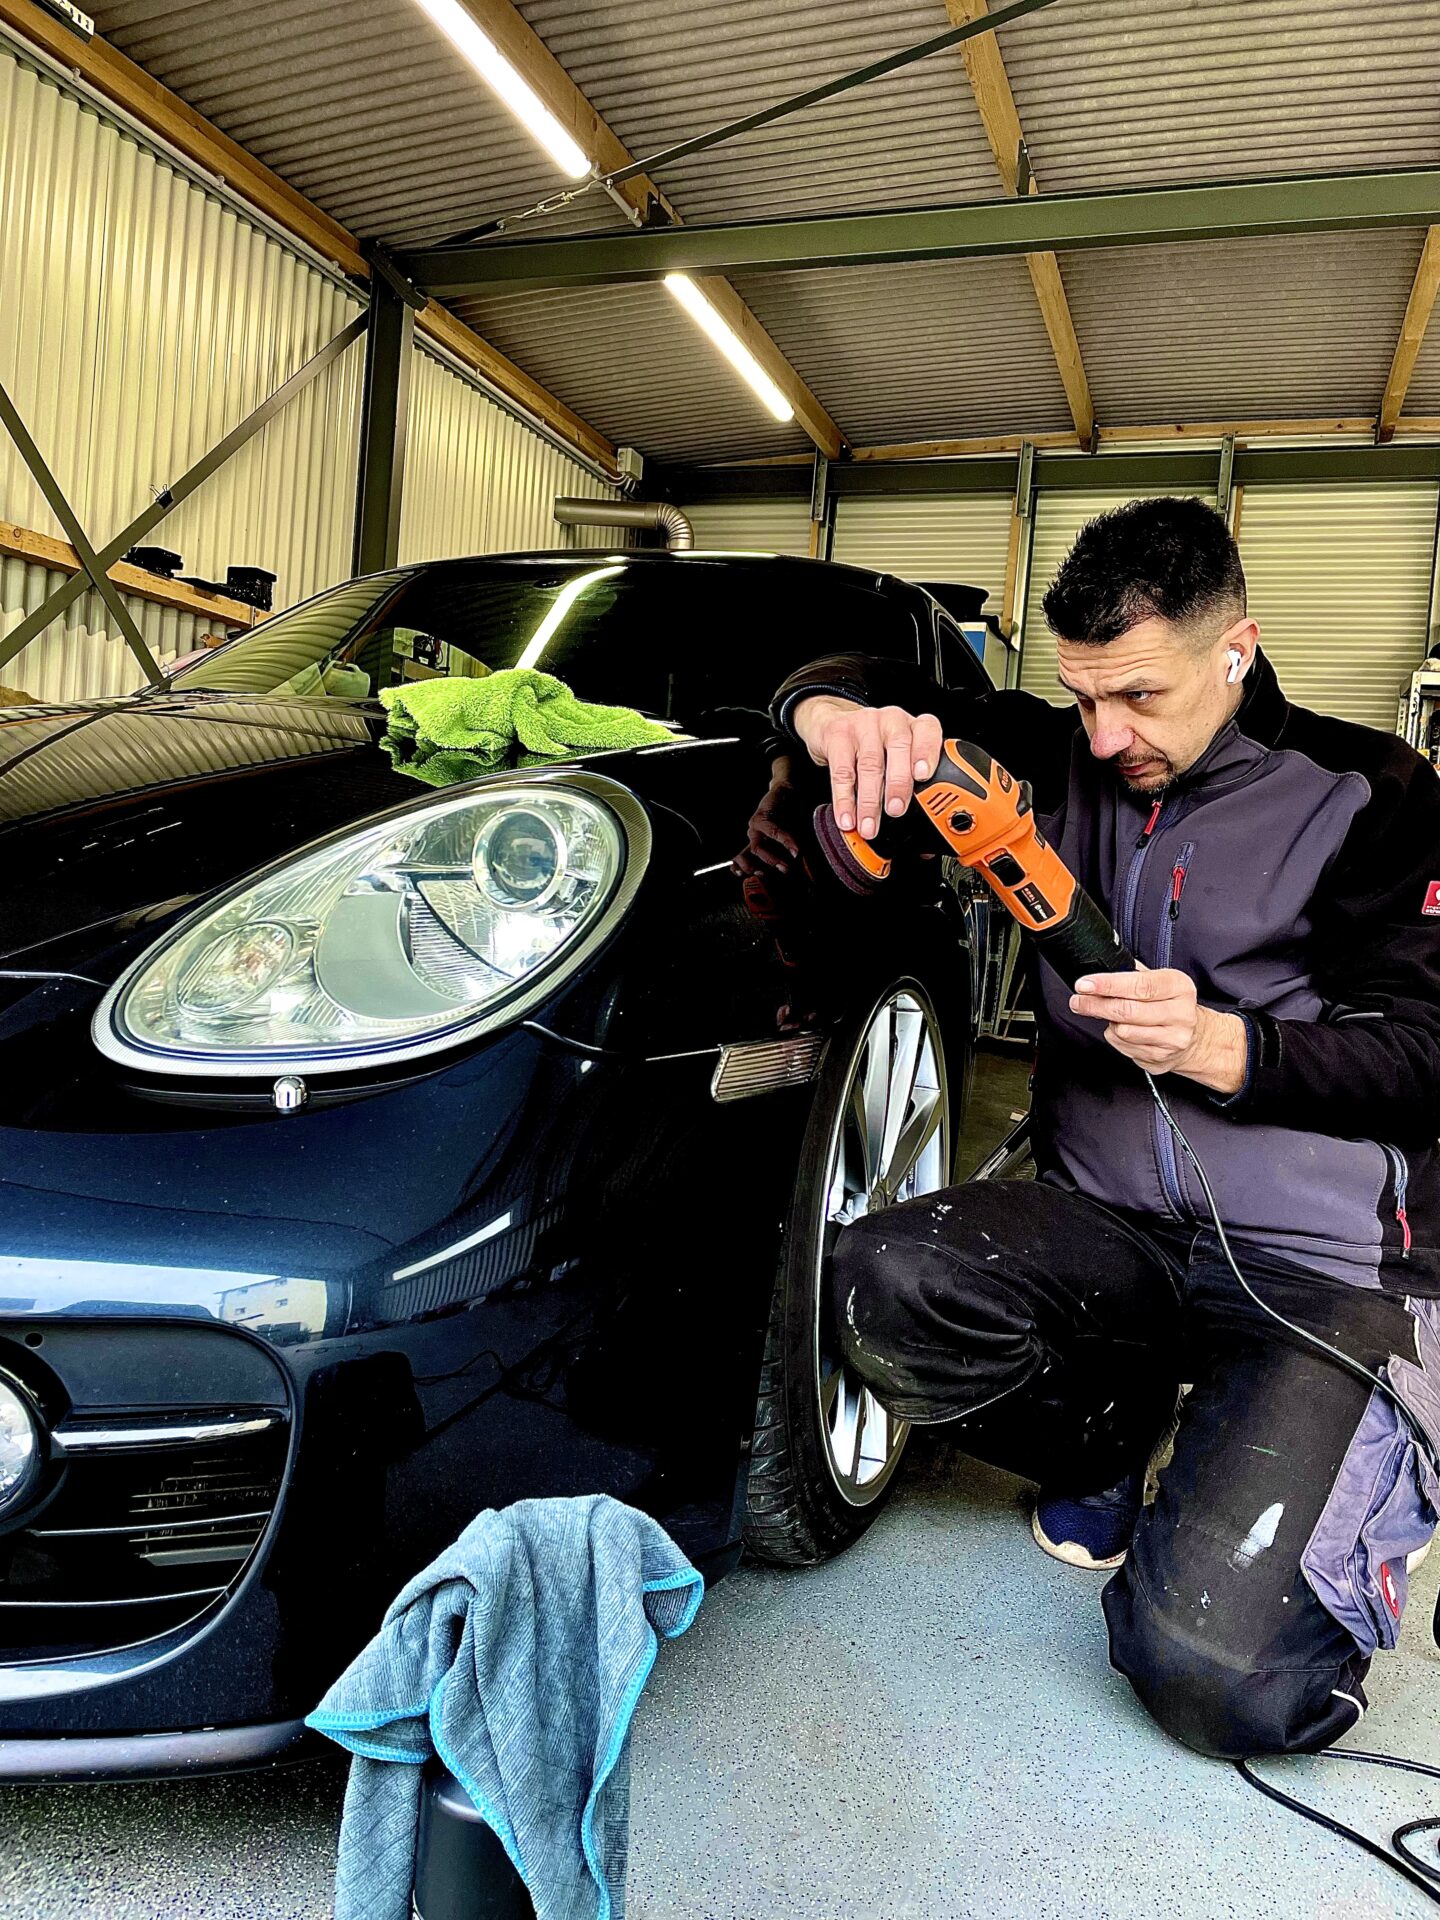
[833,1179,1431,1758]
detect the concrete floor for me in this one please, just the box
[2,1049,1437,1919]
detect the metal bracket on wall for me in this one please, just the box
[1216,433,1236,522]
[1015,138,1032,199]
[1014,439,1036,521]
[0,380,164,685]
[0,312,368,677]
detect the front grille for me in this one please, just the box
[0,1417,288,1663]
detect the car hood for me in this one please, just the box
[0,692,730,966]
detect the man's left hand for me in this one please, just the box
[1069,968,1248,1096]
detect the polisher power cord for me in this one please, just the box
[1145,1078,1440,1902]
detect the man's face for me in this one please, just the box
[1054,614,1254,795]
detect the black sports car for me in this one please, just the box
[0,551,993,1780]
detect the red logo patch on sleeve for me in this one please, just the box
[1381,1561,1402,1620]
[1424,881,1440,917]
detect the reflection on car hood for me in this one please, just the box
[0,693,722,965]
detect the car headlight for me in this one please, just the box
[93,774,650,1077]
[0,1379,40,1518]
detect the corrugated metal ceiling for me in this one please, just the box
[733,257,1073,445]
[83,0,1440,462]
[999,0,1440,194]
[1061,230,1428,427]
[450,282,813,463]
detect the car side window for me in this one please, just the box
[935,611,993,694]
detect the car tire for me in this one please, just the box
[743,967,969,1567]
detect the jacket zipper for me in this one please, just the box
[1120,806,1192,1221]
[1150,844,1195,1222]
[1155,843,1194,973]
[1119,798,1165,955]
[1382,1145,1412,1257]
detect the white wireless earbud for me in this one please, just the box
[1225,647,1244,685]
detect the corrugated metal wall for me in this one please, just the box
[831,495,1013,609]
[1019,489,1217,706]
[401,346,618,563]
[681,498,815,557]
[0,46,620,702]
[1236,486,1439,730]
[0,44,362,698]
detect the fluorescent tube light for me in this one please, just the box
[410,0,590,179]
[664,276,796,424]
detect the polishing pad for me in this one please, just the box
[812,802,885,894]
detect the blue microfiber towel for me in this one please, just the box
[379,667,674,785]
[306,1495,703,1920]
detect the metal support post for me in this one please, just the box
[0,313,367,677]
[807,452,831,560]
[0,380,164,685]
[353,250,423,576]
[1005,443,1038,691]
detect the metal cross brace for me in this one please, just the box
[0,379,164,685]
[0,312,368,680]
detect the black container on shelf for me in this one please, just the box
[123,546,183,578]
[412,1763,535,1920]
[225,566,277,611]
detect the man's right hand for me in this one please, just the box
[790,696,945,839]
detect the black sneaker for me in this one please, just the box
[1031,1470,1145,1571]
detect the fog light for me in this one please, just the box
[0,1379,40,1516]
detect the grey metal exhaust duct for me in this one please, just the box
[554,497,694,550]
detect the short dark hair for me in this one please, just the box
[1041,495,1246,646]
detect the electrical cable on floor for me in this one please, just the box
[1144,1074,1440,1902]
[431,0,1064,247]
[1235,1753,1440,1905]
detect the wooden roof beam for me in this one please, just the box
[0,0,618,472]
[944,0,1094,450]
[1378,228,1440,444]
[453,0,844,458]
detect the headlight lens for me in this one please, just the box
[96,783,639,1075]
[0,1380,39,1517]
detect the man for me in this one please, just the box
[772,496,1440,1758]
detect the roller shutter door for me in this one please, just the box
[831,496,1013,611]
[1235,485,1437,730]
[1019,489,1215,707]
[681,499,814,557]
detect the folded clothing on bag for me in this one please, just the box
[306,1493,704,1920]
[379,668,674,784]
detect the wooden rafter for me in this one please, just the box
[1378,228,1440,443]
[0,0,617,471]
[944,0,1094,449]
[456,0,844,457]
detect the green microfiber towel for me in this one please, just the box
[378,667,674,786]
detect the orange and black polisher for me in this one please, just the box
[813,738,1137,990]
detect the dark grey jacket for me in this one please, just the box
[773,648,1440,1301]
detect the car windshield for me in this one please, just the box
[159,556,923,732]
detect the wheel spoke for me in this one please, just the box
[882,1085,944,1201]
[878,1002,924,1190]
[849,1383,870,1485]
[856,1010,891,1192]
[830,1375,859,1479]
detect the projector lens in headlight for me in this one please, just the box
[474,808,564,909]
[0,1379,40,1517]
[94,780,646,1076]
